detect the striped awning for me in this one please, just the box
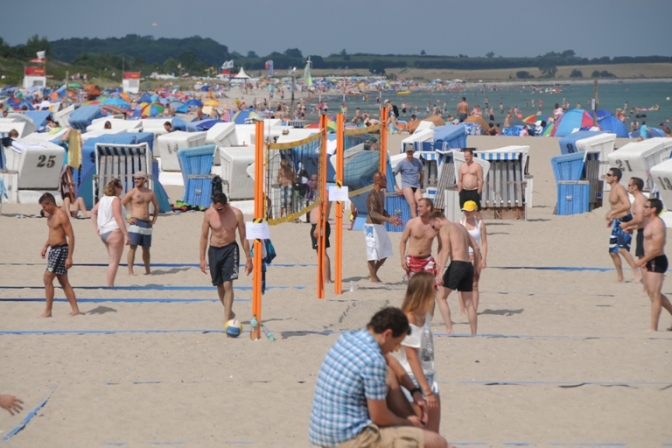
[476,151,523,161]
[96,144,149,156]
[419,152,439,161]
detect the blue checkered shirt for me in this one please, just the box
[309,329,387,447]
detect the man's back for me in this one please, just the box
[443,222,472,263]
[310,329,386,446]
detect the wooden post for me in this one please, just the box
[335,113,344,294]
[380,107,388,174]
[316,114,327,299]
[251,120,264,340]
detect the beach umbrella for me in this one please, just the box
[120,92,131,102]
[552,109,594,137]
[421,115,446,126]
[232,109,262,124]
[598,115,628,137]
[590,109,612,121]
[68,83,81,88]
[102,98,131,110]
[101,105,128,116]
[141,103,165,117]
[522,114,548,124]
[138,93,153,104]
[464,115,489,131]
[169,101,184,110]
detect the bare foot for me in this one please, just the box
[38,311,52,318]
[633,274,642,283]
[445,327,454,335]
[226,311,236,322]
[646,328,656,333]
[128,271,136,276]
[144,272,152,276]
[370,276,381,283]
[614,278,625,284]
[667,325,672,332]
[69,310,80,316]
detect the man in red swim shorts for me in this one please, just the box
[400,198,439,279]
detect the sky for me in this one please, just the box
[4,0,672,59]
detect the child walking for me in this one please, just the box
[398,271,441,432]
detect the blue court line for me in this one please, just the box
[442,380,672,387]
[492,266,614,272]
[0,297,250,303]
[1,328,670,340]
[2,387,56,441]
[0,262,314,268]
[0,329,226,335]
[0,285,304,291]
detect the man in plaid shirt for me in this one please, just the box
[309,307,449,448]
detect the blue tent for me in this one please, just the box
[558,131,604,155]
[598,115,629,137]
[69,105,104,131]
[138,93,153,104]
[432,125,467,149]
[630,127,665,139]
[186,119,222,132]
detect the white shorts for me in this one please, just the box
[364,224,393,261]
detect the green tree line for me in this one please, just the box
[3,35,671,78]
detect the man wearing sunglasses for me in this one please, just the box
[605,168,639,283]
[200,192,252,323]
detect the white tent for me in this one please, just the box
[234,68,250,79]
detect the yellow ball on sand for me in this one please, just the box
[224,319,243,338]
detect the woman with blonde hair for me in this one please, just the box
[397,271,441,432]
[91,179,129,287]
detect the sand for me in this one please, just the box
[1,134,671,447]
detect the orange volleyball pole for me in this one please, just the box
[335,113,344,294]
[251,120,264,340]
[380,107,388,174]
[316,114,327,299]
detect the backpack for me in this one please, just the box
[211,175,223,202]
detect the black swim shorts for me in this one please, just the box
[459,189,481,210]
[442,260,474,292]
[311,221,331,250]
[208,242,240,285]
[636,229,645,258]
[646,255,668,274]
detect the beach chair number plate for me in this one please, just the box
[37,155,57,168]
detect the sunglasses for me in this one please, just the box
[606,173,614,177]
[215,206,225,211]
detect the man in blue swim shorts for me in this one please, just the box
[122,171,159,276]
[605,168,640,283]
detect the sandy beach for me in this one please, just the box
[1,134,671,447]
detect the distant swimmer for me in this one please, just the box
[605,168,640,283]
[634,198,672,331]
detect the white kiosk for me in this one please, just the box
[608,138,672,191]
[122,72,141,94]
[22,66,47,89]
[650,158,672,228]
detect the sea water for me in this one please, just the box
[309,80,672,130]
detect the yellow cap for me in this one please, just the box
[461,200,478,212]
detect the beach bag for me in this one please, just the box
[211,175,223,201]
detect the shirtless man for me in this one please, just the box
[429,211,481,335]
[200,192,253,323]
[458,149,483,211]
[122,172,159,276]
[400,198,438,278]
[634,198,672,331]
[605,168,639,283]
[620,177,647,288]
[310,199,332,283]
[365,172,402,283]
[456,97,469,123]
[38,193,80,317]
